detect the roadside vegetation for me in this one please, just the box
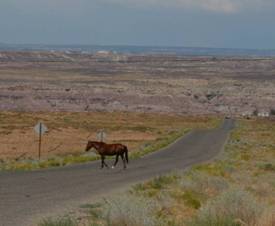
[39,216,77,226]
[0,112,220,170]
[39,118,275,226]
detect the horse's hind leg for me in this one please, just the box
[112,154,119,168]
[120,154,126,169]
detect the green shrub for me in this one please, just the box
[131,174,180,198]
[101,195,160,226]
[181,171,229,195]
[149,174,179,190]
[39,216,77,226]
[187,188,263,226]
[192,162,233,178]
[181,190,201,209]
[258,163,275,172]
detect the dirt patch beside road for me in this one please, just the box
[0,111,218,161]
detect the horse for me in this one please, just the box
[85,141,129,169]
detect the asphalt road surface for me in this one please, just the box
[0,119,235,226]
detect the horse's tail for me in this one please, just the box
[124,146,129,163]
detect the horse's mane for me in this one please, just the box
[90,141,106,144]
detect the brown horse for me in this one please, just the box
[85,141,129,169]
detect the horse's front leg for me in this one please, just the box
[112,154,119,169]
[101,155,105,169]
[102,155,109,168]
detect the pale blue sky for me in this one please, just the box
[0,0,275,49]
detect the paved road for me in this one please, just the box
[0,119,234,226]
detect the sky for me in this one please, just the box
[0,0,275,49]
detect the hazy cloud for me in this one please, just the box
[1,0,273,13]
[102,0,271,13]
[0,0,274,48]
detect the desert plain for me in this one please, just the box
[0,50,274,162]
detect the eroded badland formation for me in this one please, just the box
[0,51,274,116]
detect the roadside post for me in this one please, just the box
[97,130,107,142]
[34,122,48,160]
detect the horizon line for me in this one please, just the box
[1,42,275,52]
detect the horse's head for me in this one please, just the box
[85,141,104,152]
[85,141,96,152]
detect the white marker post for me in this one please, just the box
[34,122,48,160]
[97,130,107,142]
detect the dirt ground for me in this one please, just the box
[0,111,217,160]
[0,51,274,160]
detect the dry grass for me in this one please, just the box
[255,208,275,226]
[101,195,160,226]
[0,111,219,170]
[112,118,275,225]
[187,188,263,226]
[38,118,275,226]
[38,216,77,226]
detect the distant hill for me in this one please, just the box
[0,43,275,57]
